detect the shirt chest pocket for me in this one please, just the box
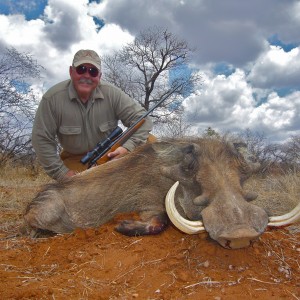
[59,126,81,135]
[58,126,82,151]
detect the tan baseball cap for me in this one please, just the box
[72,49,101,70]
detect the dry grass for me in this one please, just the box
[0,161,52,235]
[0,160,50,185]
[246,171,300,216]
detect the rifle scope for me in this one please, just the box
[80,126,123,165]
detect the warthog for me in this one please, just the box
[24,138,300,249]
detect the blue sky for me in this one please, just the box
[0,0,300,142]
[268,34,298,52]
[0,0,47,20]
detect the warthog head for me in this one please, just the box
[162,140,299,249]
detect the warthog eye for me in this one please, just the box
[181,144,199,173]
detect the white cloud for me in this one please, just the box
[249,92,300,135]
[184,68,300,142]
[0,14,45,47]
[247,45,300,89]
[94,0,300,66]
[184,69,255,125]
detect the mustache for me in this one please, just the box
[78,78,93,84]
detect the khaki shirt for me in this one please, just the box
[32,79,153,180]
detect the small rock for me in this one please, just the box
[203,260,210,268]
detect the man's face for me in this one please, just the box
[69,64,101,98]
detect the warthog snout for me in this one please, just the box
[200,192,269,249]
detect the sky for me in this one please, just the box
[0,0,300,143]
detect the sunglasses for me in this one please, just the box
[75,65,99,77]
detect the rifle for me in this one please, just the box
[80,95,168,168]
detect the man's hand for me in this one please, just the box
[65,170,77,178]
[107,146,128,160]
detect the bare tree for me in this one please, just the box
[272,135,300,171]
[283,135,300,165]
[0,47,43,165]
[102,26,201,125]
[237,129,300,174]
[152,108,192,138]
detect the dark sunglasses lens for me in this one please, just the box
[88,67,99,77]
[76,65,87,75]
[75,65,99,77]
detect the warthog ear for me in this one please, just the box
[160,143,200,182]
[152,142,183,164]
[153,142,200,165]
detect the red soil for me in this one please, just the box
[0,212,299,300]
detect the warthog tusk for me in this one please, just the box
[165,181,205,234]
[268,202,300,227]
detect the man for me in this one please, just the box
[32,49,153,181]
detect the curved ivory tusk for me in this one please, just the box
[165,181,205,234]
[268,202,300,227]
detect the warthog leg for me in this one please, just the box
[268,202,300,227]
[115,211,169,236]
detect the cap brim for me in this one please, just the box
[73,59,100,70]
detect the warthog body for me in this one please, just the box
[25,138,282,248]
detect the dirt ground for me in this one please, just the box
[0,211,299,300]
